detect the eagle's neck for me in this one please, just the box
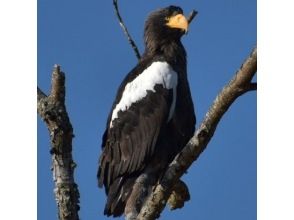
[143,39,186,73]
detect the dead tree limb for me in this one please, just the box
[37,65,80,220]
[137,47,257,220]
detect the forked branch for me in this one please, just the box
[37,65,80,220]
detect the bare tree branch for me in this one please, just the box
[37,65,80,220]
[113,0,141,60]
[137,47,257,220]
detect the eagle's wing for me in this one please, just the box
[98,61,178,192]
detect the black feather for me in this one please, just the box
[97,5,196,217]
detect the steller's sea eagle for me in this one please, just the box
[98,5,196,218]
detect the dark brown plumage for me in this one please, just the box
[98,5,196,217]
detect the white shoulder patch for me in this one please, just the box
[110,61,178,127]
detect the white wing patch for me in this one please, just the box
[110,61,178,127]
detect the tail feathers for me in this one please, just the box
[104,176,136,217]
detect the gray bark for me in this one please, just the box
[37,65,80,220]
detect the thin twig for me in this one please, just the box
[113,0,141,60]
[137,47,257,220]
[187,10,198,24]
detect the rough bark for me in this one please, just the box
[37,65,80,220]
[137,47,257,220]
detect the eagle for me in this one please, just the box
[98,5,196,218]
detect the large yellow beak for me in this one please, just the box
[166,14,188,33]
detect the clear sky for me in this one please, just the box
[38,1,256,220]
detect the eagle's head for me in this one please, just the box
[144,6,188,53]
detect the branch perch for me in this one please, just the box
[37,65,80,220]
[137,47,257,220]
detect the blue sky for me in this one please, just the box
[38,1,256,220]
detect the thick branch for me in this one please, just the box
[113,0,141,60]
[137,47,257,220]
[37,65,80,220]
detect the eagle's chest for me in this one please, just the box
[110,61,179,127]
